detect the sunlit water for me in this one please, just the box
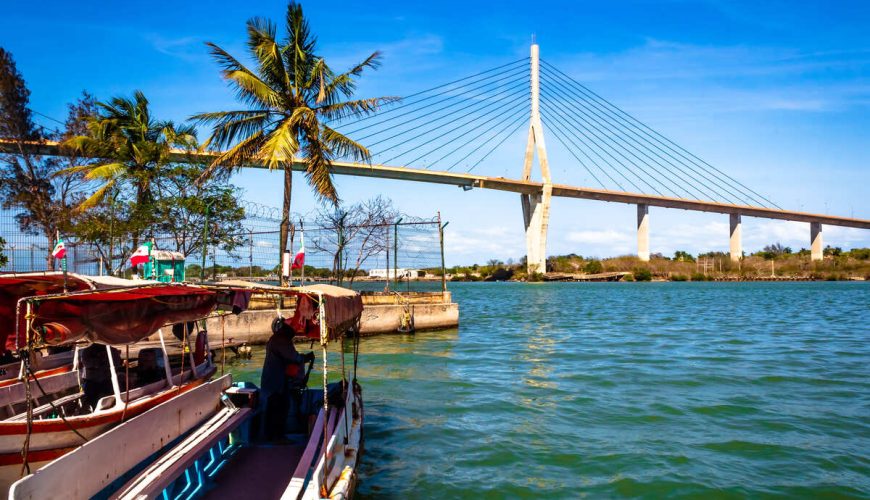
[230,282,869,498]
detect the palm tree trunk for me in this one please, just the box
[279,165,292,286]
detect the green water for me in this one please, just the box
[232,282,870,498]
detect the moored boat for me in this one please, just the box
[10,284,366,500]
[0,282,241,491]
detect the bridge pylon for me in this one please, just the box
[521,43,552,276]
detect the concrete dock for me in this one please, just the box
[197,290,459,345]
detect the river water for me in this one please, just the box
[232,282,870,498]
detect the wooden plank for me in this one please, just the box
[9,375,232,500]
[112,407,251,499]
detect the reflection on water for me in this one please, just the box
[234,282,870,498]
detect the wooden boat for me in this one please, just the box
[0,282,237,492]
[10,284,365,500]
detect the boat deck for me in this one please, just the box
[203,441,306,499]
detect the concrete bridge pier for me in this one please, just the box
[729,213,742,262]
[637,204,650,261]
[811,222,823,261]
[522,185,552,275]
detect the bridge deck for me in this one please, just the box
[2,140,867,230]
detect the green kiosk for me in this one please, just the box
[143,249,186,283]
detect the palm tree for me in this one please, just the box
[192,1,395,284]
[62,91,197,248]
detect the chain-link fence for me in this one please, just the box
[0,203,447,291]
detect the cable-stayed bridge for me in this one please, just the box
[3,44,868,273]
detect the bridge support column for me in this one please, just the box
[811,222,823,261]
[729,214,742,262]
[523,184,552,275]
[637,204,650,261]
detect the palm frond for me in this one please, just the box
[317,96,400,122]
[321,125,371,163]
[257,119,300,170]
[77,180,116,211]
[206,42,280,110]
[84,162,126,181]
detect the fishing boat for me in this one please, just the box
[0,282,236,491]
[10,284,365,500]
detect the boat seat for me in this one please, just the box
[7,392,84,421]
[111,405,252,499]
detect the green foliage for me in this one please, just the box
[632,267,652,281]
[584,259,603,274]
[690,272,708,281]
[848,248,870,260]
[670,274,688,281]
[527,272,544,282]
[194,1,395,280]
[673,250,695,262]
[824,245,842,257]
[1,51,92,269]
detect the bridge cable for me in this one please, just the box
[447,103,530,171]
[541,59,771,207]
[541,85,696,200]
[334,58,529,132]
[541,63,751,205]
[348,68,529,142]
[541,71,721,202]
[539,112,613,190]
[539,97,658,195]
[467,113,531,173]
[397,93,531,167]
[372,83,529,163]
[540,59,779,208]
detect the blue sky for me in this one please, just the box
[2,0,869,265]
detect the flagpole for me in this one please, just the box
[299,219,305,288]
[289,224,295,288]
[58,231,68,294]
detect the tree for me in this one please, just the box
[0,49,88,269]
[193,1,396,285]
[584,259,603,274]
[673,250,695,262]
[151,163,246,257]
[61,91,198,248]
[312,196,399,285]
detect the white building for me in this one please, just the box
[368,268,419,279]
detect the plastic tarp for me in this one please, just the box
[15,284,218,349]
[0,273,95,353]
[291,284,363,341]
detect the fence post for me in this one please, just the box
[384,224,390,292]
[393,218,403,287]
[438,214,448,296]
[201,203,210,282]
[249,229,254,279]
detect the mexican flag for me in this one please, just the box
[51,238,66,259]
[129,242,152,266]
[291,232,305,270]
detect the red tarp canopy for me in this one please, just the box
[0,273,95,353]
[15,284,218,349]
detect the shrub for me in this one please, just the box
[632,267,652,281]
[584,260,603,274]
[670,274,688,281]
[690,273,708,281]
